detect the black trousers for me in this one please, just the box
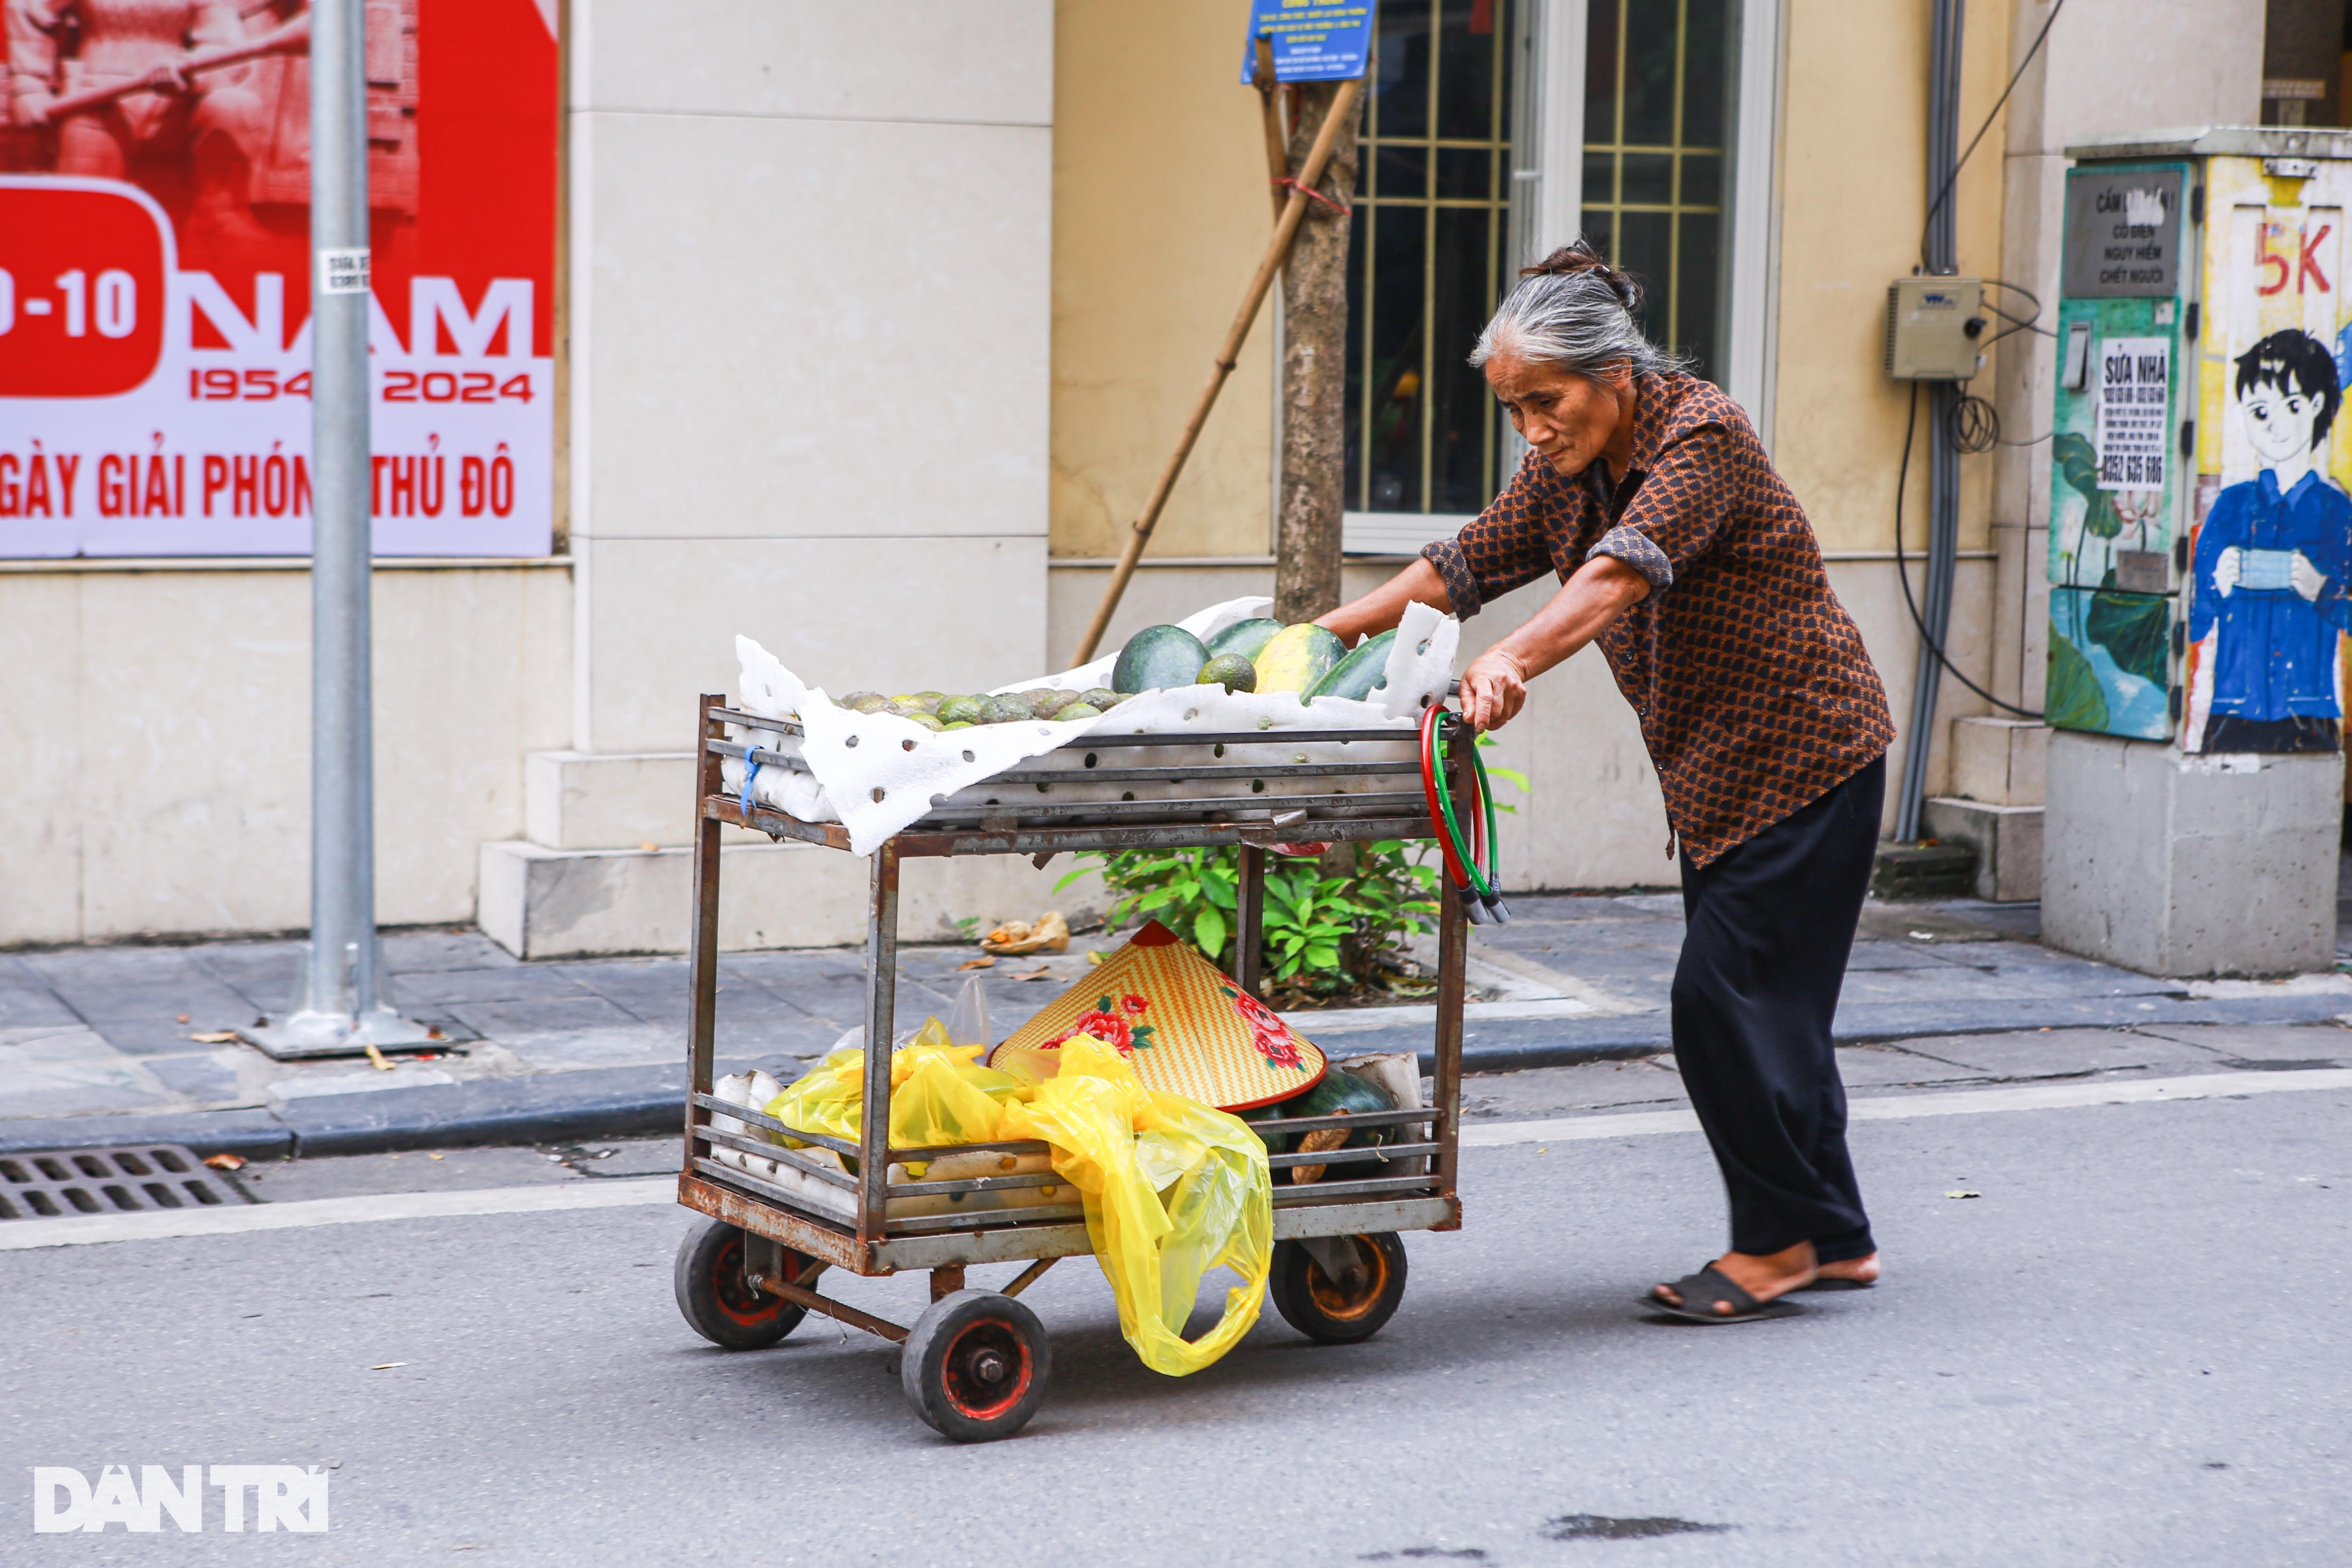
[1670,754,1884,1263]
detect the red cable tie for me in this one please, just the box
[1274,176,1353,219]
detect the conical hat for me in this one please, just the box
[988,921,1326,1111]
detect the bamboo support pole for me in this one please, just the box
[1068,73,1363,669]
[1253,40,1289,223]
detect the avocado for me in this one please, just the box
[907,711,945,731]
[1026,688,1077,718]
[1111,624,1211,694]
[980,695,1035,724]
[1080,688,1122,710]
[935,695,985,726]
[1055,702,1103,721]
[1197,653,1258,693]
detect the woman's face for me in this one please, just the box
[1485,351,1632,478]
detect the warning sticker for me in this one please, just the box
[2095,335,2170,491]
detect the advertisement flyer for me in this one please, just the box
[0,0,556,556]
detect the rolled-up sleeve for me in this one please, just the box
[1419,457,1559,619]
[1586,422,1739,593]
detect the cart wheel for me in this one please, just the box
[1270,1232,1408,1344]
[673,1217,810,1350]
[901,1289,1050,1442]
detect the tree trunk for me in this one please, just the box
[1273,80,1361,625]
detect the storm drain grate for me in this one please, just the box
[0,1145,251,1221]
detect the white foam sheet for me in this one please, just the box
[729,597,1460,854]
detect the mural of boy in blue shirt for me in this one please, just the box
[2188,329,2352,753]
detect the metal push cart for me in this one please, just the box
[670,693,1471,1441]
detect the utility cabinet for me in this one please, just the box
[2044,129,2347,976]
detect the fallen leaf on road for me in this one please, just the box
[426,1025,445,1040]
[365,1043,394,1072]
[186,1030,240,1044]
[957,957,996,970]
[1012,969,1053,982]
[1945,1190,1981,1199]
[367,1362,409,1370]
[1085,950,1107,966]
[202,1154,247,1171]
[1908,931,1936,941]
[638,842,658,852]
[175,1013,190,1024]
[427,1153,444,1161]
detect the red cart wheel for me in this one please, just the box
[1270,1232,1408,1343]
[901,1289,1050,1442]
[673,1217,810,1350]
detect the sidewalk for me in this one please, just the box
[5,889,2351,1160]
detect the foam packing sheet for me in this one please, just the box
[727,597,1461,854]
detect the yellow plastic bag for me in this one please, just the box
[763,1017,1023,1154]
[999,1035,1272,1377]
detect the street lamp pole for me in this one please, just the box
[252,0,431,1054]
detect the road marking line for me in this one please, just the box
[1460,1067,2352,1147]
[7,1070,2348,1252]
[0,1176,676,1252]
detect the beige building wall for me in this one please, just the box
[1049,0,1279,565]
[0,561,570,946]
[1769,0,2017,808]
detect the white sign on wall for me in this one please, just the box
[2095,335,2170,491]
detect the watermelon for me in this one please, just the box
[1305,629,1398,703]
[1111,624,1211,694]
[1253,623,1347,693]
[1284,1068,1398,1182]
[1204,617,1284,663]
[1236,1100,1296,1155]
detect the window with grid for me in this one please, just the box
[1345,0,1517,517]
[1580,0,1736,382]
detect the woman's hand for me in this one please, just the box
[1460,647,1530,732]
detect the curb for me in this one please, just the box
[4,995,2346,1162]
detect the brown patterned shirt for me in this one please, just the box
[1423,371,1893,867]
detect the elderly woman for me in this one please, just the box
[1318,243,1896,1323]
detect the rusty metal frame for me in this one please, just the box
[678,695,1473,1337]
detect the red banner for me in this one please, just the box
[0,0,556,555]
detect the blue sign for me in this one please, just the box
[1239,0,1374,83]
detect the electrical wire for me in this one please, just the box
[1983,278,2043,312]
[1919,0,2071,270]
[1947,393,2000,454]
[1417,705,1508,923]
[1894,383,2045,719]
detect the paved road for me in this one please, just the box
[6,1059,2347,1565]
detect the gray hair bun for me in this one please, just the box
[1470,238,1685,378]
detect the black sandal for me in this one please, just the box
[1638,1265,1800,1324]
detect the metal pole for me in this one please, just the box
[1897,0,1965,844]
[251,0,428,1053]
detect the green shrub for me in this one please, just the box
[1058,841,1441,993]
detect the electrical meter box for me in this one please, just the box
[2049,128,2352,754]
[1884,276,1985,379]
